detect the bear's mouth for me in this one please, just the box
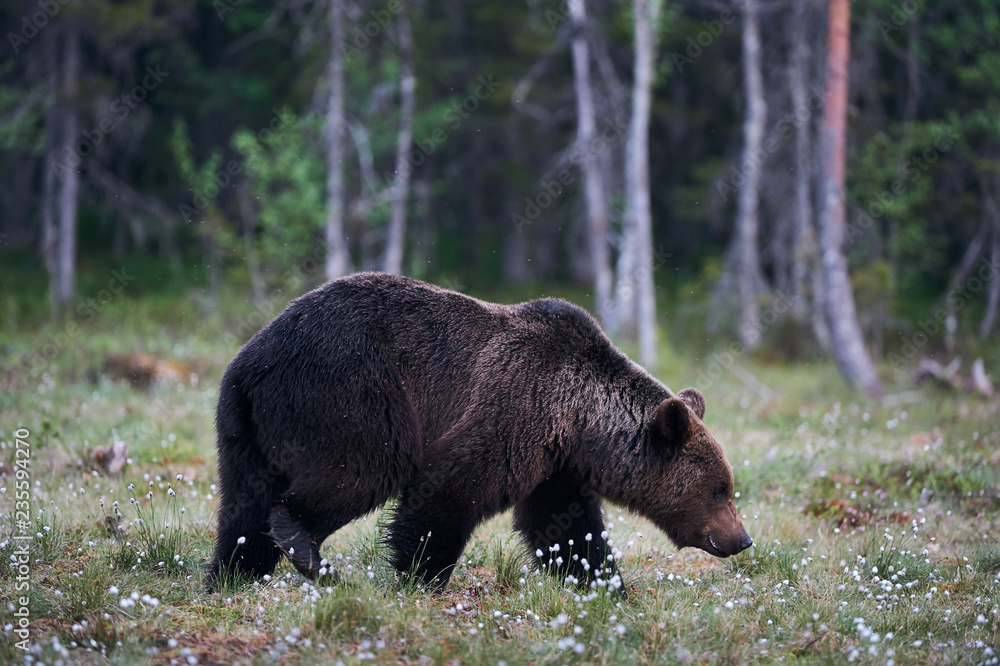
[706,533,728,558]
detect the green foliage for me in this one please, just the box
[103,482,193,576]
[0,63,45,154]
[170,118,223,196]
[314,593,383,636]
[232,110,325,278]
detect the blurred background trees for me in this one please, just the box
[2,0,999,392]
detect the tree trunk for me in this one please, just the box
[734,0,766,350]
[944,217,990,351]
[569,0,613,324]
[979,188,1000,337]
[817,0,883,396]
[41,29,59,316]
[383,3,416,275]
[618,0,662,365]
[43,25,82,319]
[788,0,832,349]
[238,180,266,303]
[325,0,350,281]
[502,228,530,284]
[56,27,81,312]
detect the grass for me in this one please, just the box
[0,280,998,664]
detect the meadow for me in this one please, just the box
[1,282,998,665]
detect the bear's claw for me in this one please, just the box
[267,504,325,579]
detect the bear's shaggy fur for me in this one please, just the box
[208,273,750,591]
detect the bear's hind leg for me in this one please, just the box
[267,504,332,580]
[265,486,359,582]
[386,486,479,591]
[513,472,624,593]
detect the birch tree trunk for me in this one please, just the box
[57,27,80,311]
[979,188,1000,337]
[788,0,832,349]
[734,0,766,350]
[569,0,613,324]
[41,29,60,316]
[817,0,884,396]
[618,0,662,364]
[383,3,416,275]
[43,26,81,318]
[325,0,350,281]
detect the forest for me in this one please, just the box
[1,0,999,664]
[2,0,999,374]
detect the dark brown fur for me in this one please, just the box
[207,272,750,591]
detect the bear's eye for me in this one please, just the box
[713,487,726,503]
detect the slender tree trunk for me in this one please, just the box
[979,188,1000,337]
[44,26,81,318]
[41,29,60,316]
[788,0,832,349]
[734,0,766,350]
[944,217,990,351]
[789,2,811,313]
[384,3,416,275]
[325,0,350,281]
[502,228,530,283]
[614,214,637,337]
[238,180,266,303]
[56,27,80,311]
[618,0,662,364]
[817,0,883,396]
[569,0,613,324]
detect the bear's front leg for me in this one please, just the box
[513,472,625,593]
[386,479,480,591]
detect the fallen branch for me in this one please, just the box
[916,357,994,397]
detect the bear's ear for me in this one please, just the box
[651,398,691,449]
[677,387,706,420]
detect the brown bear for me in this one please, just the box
[208,272,751,591]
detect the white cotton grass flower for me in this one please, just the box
[237,536,246,545]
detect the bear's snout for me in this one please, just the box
[706,529,753,557]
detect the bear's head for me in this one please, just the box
[641,387,752,558]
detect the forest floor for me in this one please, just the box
[1,287,999,665]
